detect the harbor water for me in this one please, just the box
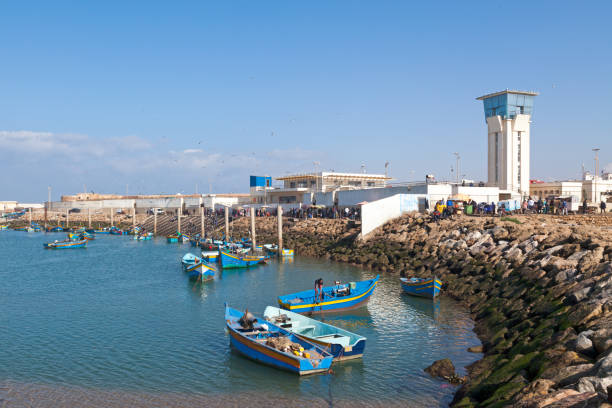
[0,231,482,407]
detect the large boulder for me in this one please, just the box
[576,376,612,398]
[592,328,612,355]
[578,247,605,273]
[424,358,455,379]
[575,330,596,355]
[555,268,578,283]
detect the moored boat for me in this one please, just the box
[400,277,442,299]
[0,225,8,231]
[225,305,333,375]
[263,306,366,361]
[201,250,219,263]
[220,251,266,269]
[43,239,88,249]
[185,261,216,281]
[277,276,379,315]
[181,252,201,269]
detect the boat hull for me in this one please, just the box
[263,306,366,361]
[225,306,333,375]
[186,262,216,281]
[278,276,379,315]
[220,251,264,269]
[400,277,442,299]
[43,239,88,249]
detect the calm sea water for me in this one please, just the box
[0,230,481,407]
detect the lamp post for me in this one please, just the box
[453,152,460,185]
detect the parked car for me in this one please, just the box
[69,208,81,213]
[147,208,165,215]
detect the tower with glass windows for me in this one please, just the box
[476,90,538,196]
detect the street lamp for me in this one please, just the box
[453,152,460,185]
[593,148,600,203]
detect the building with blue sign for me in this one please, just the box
[477,89,538,197]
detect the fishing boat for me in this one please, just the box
[220,251,266,269]
[67,232,83,241]
[181,253,201,269]
[47,226,64,232]
[0,225,8,231]
[400,277,442,299]
[263,243,278,252]
[82,232,95,240]
[263,306,366,361]
[281,249,294,256]
[94,228,111,234]
[109,227,123,235]
[167,234,179,243]
[43,239,88,249]
[201,250,219,263]
[277,276,379,315]
[185,261,216,281]
[133,233,152,240]
[225,305,333,375]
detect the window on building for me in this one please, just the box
[290,182,296,188]
[349,181,361,187]
[518,106,524,114]
[367,182,375,187]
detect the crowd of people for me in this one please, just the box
[428,196,609,222]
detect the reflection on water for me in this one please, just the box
[0,231,481,407]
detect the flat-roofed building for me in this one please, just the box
[249,172,391,205]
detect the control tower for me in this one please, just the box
[476,90,538,197]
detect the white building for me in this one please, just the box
[477,90,538,197]
[249,172,390,205]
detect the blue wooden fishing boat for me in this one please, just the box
[43,239,88,249]
[181,253,201,269]
[94,228,111,234]
[220,251,266,269]
[278,276,379,315]
[109,227,124,235]
[263,306,366,361]
[167,234,179,243]
[186,261,216,281]
[400,277,442,299]
[201,250,219,263]
[0,225,8,231]
[133,233,152,240]
[225,305,333,375]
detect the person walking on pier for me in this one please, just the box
[601,200,607,214]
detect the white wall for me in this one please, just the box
[361,194,426,237]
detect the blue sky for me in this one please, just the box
[1,1,611,201]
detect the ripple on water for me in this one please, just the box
[0,232,482,406]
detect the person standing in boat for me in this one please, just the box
[315,278,324,303]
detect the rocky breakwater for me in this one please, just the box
[233,214,612,406]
